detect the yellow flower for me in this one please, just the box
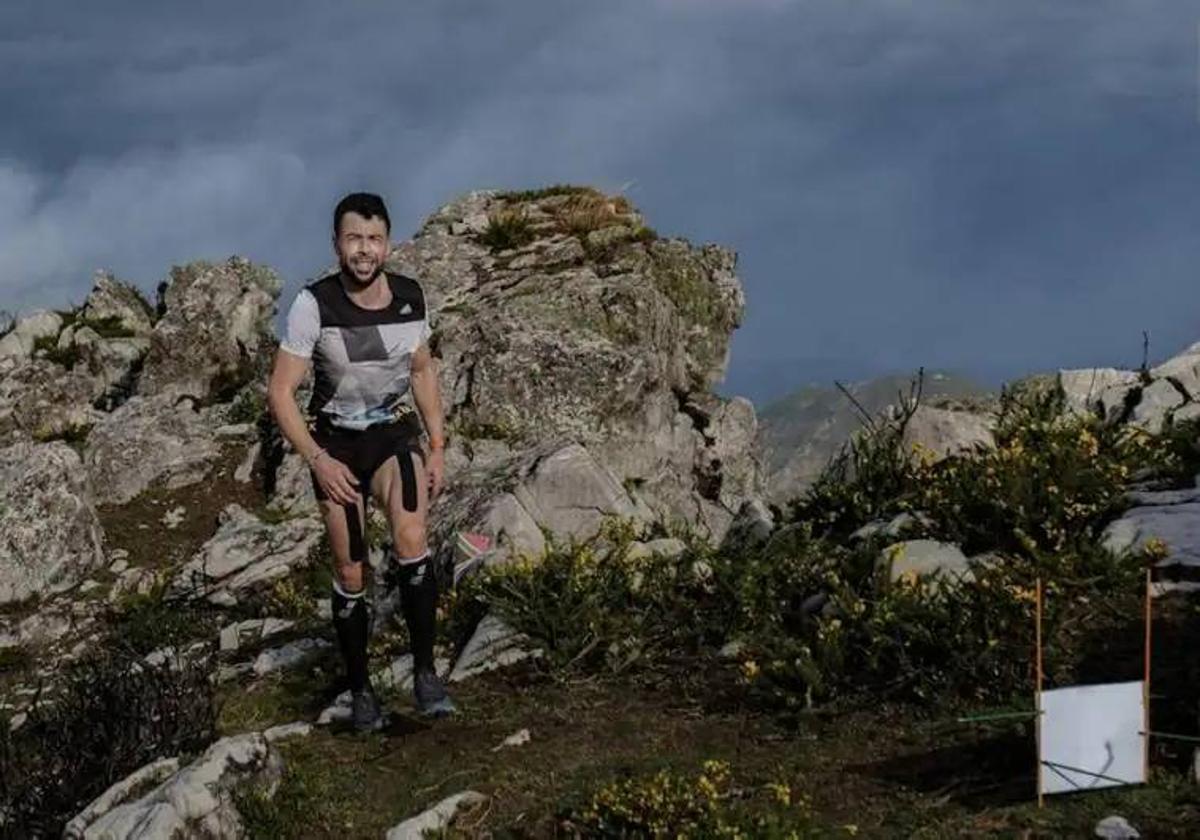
[741,659,760,681]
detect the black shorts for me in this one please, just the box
[309,414,424,505]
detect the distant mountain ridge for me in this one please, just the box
[757,370,994,504]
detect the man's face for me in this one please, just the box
[334,211,389,285]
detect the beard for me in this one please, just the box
[339,255,383,287]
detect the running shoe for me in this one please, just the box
[413,668,457,718]
[351,687,385,733]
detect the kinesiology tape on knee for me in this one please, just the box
[331,580,372,693]
[394,550,437,672]
[395,451,418,513]
[342,501,367,564]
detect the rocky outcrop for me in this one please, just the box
[426,441,656,568]
[79,271,155,336]
[759,373,991,506]
[386,188,761,545]
[138,257,281,402]
[1058,340,1200,432]
[1102,486,1200,568]
[84,394,225,505]
[0,310,62,368]
[0,441,104,605]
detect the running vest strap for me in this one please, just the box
[280,271,432,430]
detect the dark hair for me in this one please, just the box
[334,192,391,234]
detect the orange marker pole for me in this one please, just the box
[1035,576,1044,808]
[1143,567,1152,781]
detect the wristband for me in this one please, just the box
[429,438,445,451]
[307,447,328,467]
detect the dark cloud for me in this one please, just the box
[1,0,1196,405]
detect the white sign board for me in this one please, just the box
[1039,680,1145,795]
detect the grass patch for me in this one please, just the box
[496,184,597,202]
[479,209,535,252]
[31,420,94,448]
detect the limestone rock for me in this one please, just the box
[511,444,648,542]
[251,638,331,677]
[139,257,281,401]
[625,538,687,561]
[0,359,101,442]
[1058,368,1139,418]
[386,791,487,840]
[173,505,324,604]
[0,441,104,605]
[63,732,283,840]
[84,394,224,504]
[902,405,994,460]
[1128,379,1184,434]
[881,539,972,583]
[720,497,775,551]
[0,310,62,364]
[1101,487,1200,567]
[389,189,760,546]
[1151,340,1200,401]
[449,613,540,683]
[80,271,155,335]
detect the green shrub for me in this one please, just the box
[107,580,217,656]
[496,184,596,202]
[479,209,534,252]
[227,388,267,425]
[456,519,725,674]
[913,384,1169,558]
[0,642,216,836]
[559,760,810,839]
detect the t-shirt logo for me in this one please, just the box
[398,302,413,315]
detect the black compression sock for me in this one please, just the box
[331,580,371,693]
[395,550,438,673]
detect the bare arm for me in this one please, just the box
[409,343,445,448]
[266,349,322,461]
[266,348,360,504]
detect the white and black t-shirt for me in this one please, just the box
[280,271,432,430]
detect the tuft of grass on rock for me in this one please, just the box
[479,209,535,252]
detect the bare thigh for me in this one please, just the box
[370,448,428,559]
[318,493,369,592]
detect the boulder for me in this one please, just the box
[1128,379,1184,434]
[0,441,104,605]
[0,360,101,443]
[902,405,994,459]
[84,394,224,505]
[79,271,154,336]
[720,497,775,551]
[449,613,541,683]
[173,505,324,604]
[1150,340,1200,401]
[0,310,62,365]
[1058,368,1139,418]
[62,733,283,840]
[1101,487,1200,567]
[139,257,281,401]
[881,539,972,584]
[386,791,487,840]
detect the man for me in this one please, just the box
[266,192,454,732]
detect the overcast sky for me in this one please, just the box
[1,1,1197,406]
